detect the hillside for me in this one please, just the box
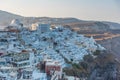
[0,10,82,26]
[0,10,23,26]
[0,10,120,33]
[0,10,120,79]
[1,10,120,54]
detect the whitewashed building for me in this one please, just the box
[37,24,50,33]
[30,23,50,33]
[30,23,38,31]
[5,19,23,31]
[13,50,35,68]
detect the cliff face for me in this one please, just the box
[97,37,120,61]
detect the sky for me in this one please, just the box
[0,0,120,23]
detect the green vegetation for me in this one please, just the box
[93,50,101,56]
[63,51,119,79]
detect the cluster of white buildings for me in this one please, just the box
[0,19,105,80]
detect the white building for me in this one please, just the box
[65,76,80,80]
[37,24,50,33]
[5,19,23,31]
[0,58,6,66]
[30,23,51,33]
[9,19,23,29]
[22,68,33,79]
[13,50,35,68]
[30,23,38,31]
[32,70,47,80]
[45,59,63,79]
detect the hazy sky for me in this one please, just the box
[0,0,120,23]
